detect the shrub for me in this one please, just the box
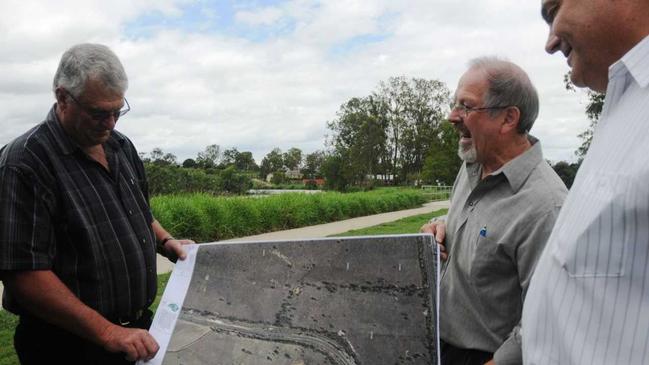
[151,189,427,242]
[144,164,252,196]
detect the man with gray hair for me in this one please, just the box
[420,57,567,364]
[0,43,193,364]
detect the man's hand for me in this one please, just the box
[420,220,448,260]
[484,360,495,365]
[99,323,159,361]
[162,238,195,261]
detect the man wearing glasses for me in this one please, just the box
[421,57,567,365]
[0,43,192,364]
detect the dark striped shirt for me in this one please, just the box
[0,105,157,318]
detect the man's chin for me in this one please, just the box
[458,147,477,163]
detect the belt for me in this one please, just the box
[109,309,145,326]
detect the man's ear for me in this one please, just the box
[54,88,70,112]
[500,106,521,134]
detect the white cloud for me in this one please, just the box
[0,0,591,165]
[235,7,284,26]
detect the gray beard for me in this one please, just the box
[458,143,477,163]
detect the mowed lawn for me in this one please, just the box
[0,209,446,364]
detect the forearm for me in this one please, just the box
[151,219,192,261]
[151,219,172,242]
[3,270,114,346]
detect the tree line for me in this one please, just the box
[324,76,460,190]
[141,73,600,194]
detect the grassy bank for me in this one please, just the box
[329,210,447,237]
[151,188,427,242]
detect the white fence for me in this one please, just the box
[420,185,452,201]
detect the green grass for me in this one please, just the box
[152,189,428,242]
[0,310,18,365]
[329,209,447,237]
[0,273,173,365]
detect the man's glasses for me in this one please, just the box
[451,103,509,118]
[64,89,130,121]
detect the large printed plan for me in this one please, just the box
[141,234,440,365]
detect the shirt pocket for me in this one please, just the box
[550,173,629,278]
[470,234,519,333]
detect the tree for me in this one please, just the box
[283,147,303,170]
[219,166,252,194]
[551,160,579,188]
[149,147,164,162]
[182,158,197,168]
[147,148,177,166]
[234,151,257,171]
[303,150,325,178]
[327,76,451,186]
[421,122,461,185]
[220,148,239,168]
[564,72,605,161]
[139,152,150,163]
[260,148,284,177]
[320,152,354,191]
[380,77,450,183]
[270,171,287,185]
[196,144,221,169]
[326,97,388,186]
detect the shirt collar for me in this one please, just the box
[611,34,649,89]
[466,135,543,194]
[45,103,125,155]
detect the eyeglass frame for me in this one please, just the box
[62,89,130,121]
[450,103,511,119]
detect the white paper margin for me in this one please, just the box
[138,244,199,365]
[435,239,441,365]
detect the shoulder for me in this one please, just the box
[524,160,569,208]
[111,130,142,161]
[110,130,146,178]
[0,123,50,170]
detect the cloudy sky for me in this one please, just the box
[0,0,591,164]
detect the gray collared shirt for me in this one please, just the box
[440,137,567,364]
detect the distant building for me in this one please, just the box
[302,178,325,187]
[285,169,303,180]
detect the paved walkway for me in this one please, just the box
[156,200,449,273]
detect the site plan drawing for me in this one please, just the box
[141,234,440,365]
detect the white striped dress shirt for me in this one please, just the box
[523,35,649,365]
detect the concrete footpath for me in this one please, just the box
[156,200,450,274]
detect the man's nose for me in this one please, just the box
[545,29,561,54]
[101,114,117,129]
[447,109,462,125]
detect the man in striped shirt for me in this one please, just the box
[0,44,193,364]
[523,1,649,364]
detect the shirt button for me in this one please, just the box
[142,238,146,243]
[128,210,133,215]
[468,202,473,206]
